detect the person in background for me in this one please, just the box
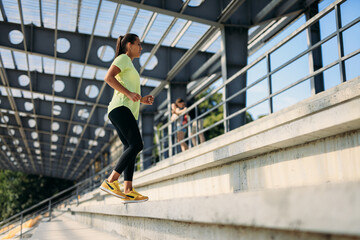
[99,33,154,203]
[171,98,189,152]
[188,99,205,147]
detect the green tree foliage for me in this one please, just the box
[195,86,256,139]
[0,169,74,221]
[195,87,224,140]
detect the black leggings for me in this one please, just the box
[108,106,143,181]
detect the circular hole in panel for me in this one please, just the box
[53,105,62,116]
[85,85,99,98]
[89,140,98,146]
[11,157,15,161]
[7,152,11,156]
[51,145,57,150]
[182,0,204,7]
[1,115,9,123]
[97,45,115,62]
[73,125,83,135]
[35,149,40,154]
[104,113,109,124]
[51,134,59,142]
[95,128,105,137]
[20,153,25,158]
[54,80,65,92]
[52,122,60,131]
[19,75,30,86]
[2,145,7,151]
[69,137,78,144]
[31,132,38,139]
[34,142,40,148]
[17,147,23,153]
[139,53,158,70]
[28,119,36,128]
[9,30,24,44]
[51,152,56,156]
[78,108,89,120]
[13,139,19,145]
[23,158,28,162]
[24,102,34,111]
[8,129,15,136]
[56,38,71,53]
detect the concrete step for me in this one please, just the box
[65,181,360,240]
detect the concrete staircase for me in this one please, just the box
[59,77,360,240]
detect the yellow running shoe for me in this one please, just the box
[123,188,149,203]
[100,180,129,200]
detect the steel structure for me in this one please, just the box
[0,0,325,180]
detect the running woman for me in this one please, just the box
[100,33,154,203]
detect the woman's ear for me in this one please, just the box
[127,42,132,51]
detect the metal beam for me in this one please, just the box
[254,0,285,24]
[106,0,221,28]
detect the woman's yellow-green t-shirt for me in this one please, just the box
[107,54,141,120]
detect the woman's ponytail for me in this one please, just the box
[115,33,139,57]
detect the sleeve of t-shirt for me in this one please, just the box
[111,54,128,71]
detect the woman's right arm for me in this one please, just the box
[104,64,141,102]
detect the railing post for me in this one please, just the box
[20,213,23,239]
[48,199,52,222]
[76,186,79,206]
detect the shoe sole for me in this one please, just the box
[99,186,127,199]
[122,199,149,204]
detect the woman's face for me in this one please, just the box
[177,102,185,108]
[129,37,142,58]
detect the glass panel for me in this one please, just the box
[340,0,360,27]
[176,22,210,49]
[247,58,267,85]
[319,10,336,40]
[271,55,309,93]
[270,31,307,70]
[42,0,56,29]
[111,5,137,38]
[13,52,28,71]
[78,0,100,34]
[323,64,340,90]
[318,0,335,12]
[273,79,311,112]
[246,100,270,123]
[344,53,360,81]
[162,19,187,46]
[321,36,338,66]
[0,49,15,69]
[248,15,306,64]
[3,0,21,24]
[21,0,41,26]
[342,22,360,56]
[145,14,174,44]
[130,9,153,39]
[246,79,269,107]
[58,0,78,32]
[94,0,117,37]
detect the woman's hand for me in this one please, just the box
[141,95,154,105]
[126,92,142,102]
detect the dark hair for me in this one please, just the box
[115,33,139,57]
[175,98,185,107]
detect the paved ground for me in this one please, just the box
[30,213,121,240]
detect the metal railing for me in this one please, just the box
[0,162,116,238]
[140,0,359,164]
